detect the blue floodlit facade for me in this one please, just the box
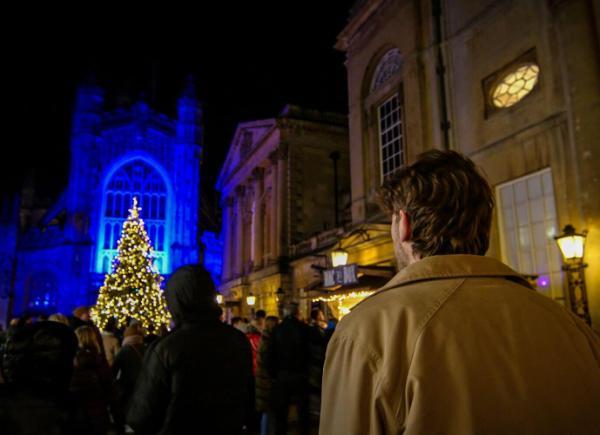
[5,80,222,316]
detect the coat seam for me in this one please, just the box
[394,277,466,422]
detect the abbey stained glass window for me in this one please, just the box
[99,160,169,273]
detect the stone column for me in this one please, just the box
[251,167,264,270]
[268,151,279,261]
[234,186,245,276]
[222,196,234,281]
[276,143,289,257]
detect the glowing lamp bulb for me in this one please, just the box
[246,293,256,306]
[331,248,349,267]
[555,225,586,261]
[216,294,223,304]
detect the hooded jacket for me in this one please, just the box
[0,321,83,434]
[127,265,253,435]
[319,255,600,435]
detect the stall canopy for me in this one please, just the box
[307,266,394,319]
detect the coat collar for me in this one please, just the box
[377,254,532,293]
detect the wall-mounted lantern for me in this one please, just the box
[554,224,591,325]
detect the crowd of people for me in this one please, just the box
[1,150,599,435]
[0,266,336,435]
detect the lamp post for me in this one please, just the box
[246,292,256,307]
[554,224,591,325]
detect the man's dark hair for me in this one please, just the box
[231,317,242,326]
[255,310,266,320]
[378,149,494,257]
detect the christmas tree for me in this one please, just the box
[91,197,171,333]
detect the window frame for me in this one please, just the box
[482,48,540,118]
[377,92,406,182]
[496,168,564,301]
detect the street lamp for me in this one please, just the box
[216,294,223,305]
[555,225,586,261]
[275,287,284,304]
[246,293,256,306]
[330,247,349,268]
[554,225,591,325]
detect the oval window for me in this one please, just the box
[491,63,540,108]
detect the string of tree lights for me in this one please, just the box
[91,197,170,333]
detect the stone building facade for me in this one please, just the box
[325,0,600,324]
[216,105,349,317]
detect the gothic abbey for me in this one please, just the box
[0,78,221,318]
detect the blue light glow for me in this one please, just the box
[1,82,222,318]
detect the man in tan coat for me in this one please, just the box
[319,150,600,434]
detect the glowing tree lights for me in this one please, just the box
[91,197,171,333]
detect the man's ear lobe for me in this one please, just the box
[399,210,411,242]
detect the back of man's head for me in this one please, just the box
[282,302,300,319]
[165,264,219,325]
[378,150,493,258]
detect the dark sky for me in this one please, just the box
[4,2,354,201]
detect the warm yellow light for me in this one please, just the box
[216,294,223,304]
[555,225,586,262]
[246,293,256,306]
[331,248,349,267]
[491,63,539,108]
[313,290,374,319]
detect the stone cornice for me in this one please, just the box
[336,0,385,51]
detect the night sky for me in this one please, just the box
[4,2,354,203]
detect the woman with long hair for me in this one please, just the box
[70,325,116,434]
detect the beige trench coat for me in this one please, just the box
[320,255,600,434]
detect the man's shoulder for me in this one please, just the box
[332,277,466,357]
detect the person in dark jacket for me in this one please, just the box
[112,324,147,432]
[255,315,279,435]
[267,302,312,435]
[127,264,253,435]
[0,321,82,434]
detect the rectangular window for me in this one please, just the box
[496,168,564,301]
[378,94,405,180]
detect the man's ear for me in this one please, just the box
[398,210,411,243]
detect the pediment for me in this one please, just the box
[217,119,276,190]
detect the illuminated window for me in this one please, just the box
[497,169,564,301]
[378,94,405,180]
[491,63,540,108]
[483,49,540,117]
[99,160,169,273]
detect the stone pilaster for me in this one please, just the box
[234,186,245,276]
[251,167,264,270]
[222,196,234,281]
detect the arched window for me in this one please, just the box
[98,159,169,273]
[368,48,405,181]
[370,48,402,93]
[28,271,58,311]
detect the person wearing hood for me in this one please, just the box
[126,264,253,435]
[0,321,83,434]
